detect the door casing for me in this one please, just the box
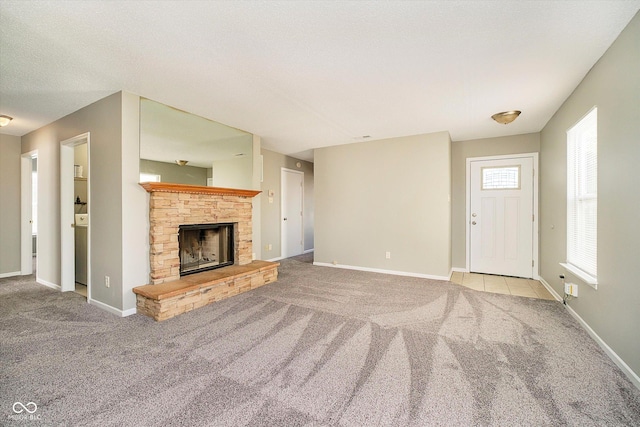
[280,168,304,258]
[465,153,539,278]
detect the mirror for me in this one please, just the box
[139,98,253,188]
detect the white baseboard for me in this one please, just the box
[313,262,450,281]
[303,248,315,254]
[451,267,469,273]
[538,277,562,301]
[266,256,285,262]
[37,277,61,290]
[0,271,21,278]
[88,298,137,317]
[539,277,640,390]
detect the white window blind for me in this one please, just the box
[566,108,597,280]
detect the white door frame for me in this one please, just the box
[280,168,304,258]
[60,133,90,295]
[465,153,539,278]
[20,150,38,275]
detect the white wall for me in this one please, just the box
[540,12,640,377]
[0,134,22,276]
[315,132,451,278]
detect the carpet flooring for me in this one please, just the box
[1,254,639,426]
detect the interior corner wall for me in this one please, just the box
[540,12,640,377]
[315,132,451,278]
[21,91,125,311]
[260,149,314,260]
[0,134,22,276]
[451,133,540,269]
[121,91,148,313]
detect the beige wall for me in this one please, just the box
[0,134,22,276]
[540,12,640,377]
[260,149,314,259]
[451,133,540,269]
[21,92,126,310]
[315,132,451,278]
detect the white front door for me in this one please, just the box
[469,156,535,278]
[281,168,304,258]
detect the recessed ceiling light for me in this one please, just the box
[491,110,521,125]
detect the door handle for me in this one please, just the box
[283,218,288,221]
[472,221,477,225]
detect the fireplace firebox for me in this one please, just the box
[178,223,234,276]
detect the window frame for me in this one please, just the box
[563,107,598,287]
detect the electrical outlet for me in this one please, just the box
[105,275,110,288]
[564,283,578,297]
[385,251,391,259]
[268,244,272,250]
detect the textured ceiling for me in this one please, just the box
[1,1,638,161]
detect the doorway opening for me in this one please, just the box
[21,151,38,277]
[60,133,90,299]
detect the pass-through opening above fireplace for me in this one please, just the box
[179,223,234,276]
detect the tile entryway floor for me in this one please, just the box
[450,272,556,300]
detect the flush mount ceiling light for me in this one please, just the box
[0,115,13,127]
[491,110,521,125]
[175,160,188,166]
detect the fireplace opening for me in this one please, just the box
[179,223,234,276]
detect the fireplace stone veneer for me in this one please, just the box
[140,183,261,284]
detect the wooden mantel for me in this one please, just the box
[139,182,261,198]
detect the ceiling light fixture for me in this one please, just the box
[0,115,13,127]
[175,160,188,166]
[491,110,521,125]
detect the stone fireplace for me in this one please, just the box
[135,183,279,321]
[140,182,260,285]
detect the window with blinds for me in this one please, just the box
[566,107,597,283]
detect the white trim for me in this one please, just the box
[538,276,639,390]
[538,277,562,301]
[60,133,91,295]
[451,267,469,273]
[564,300,640,390]
[88,298,137,317]
[37,278,61,290]
[21,150,38,275]
[0,271,21,279]
[560,262,598,288]
[465,153,539,278]
[303,248,315,254]
[313,262,450,281]
[266,256,285,262]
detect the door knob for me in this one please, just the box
[472,221,477,225]
[472,213,477,217]
[283,218,288,221]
